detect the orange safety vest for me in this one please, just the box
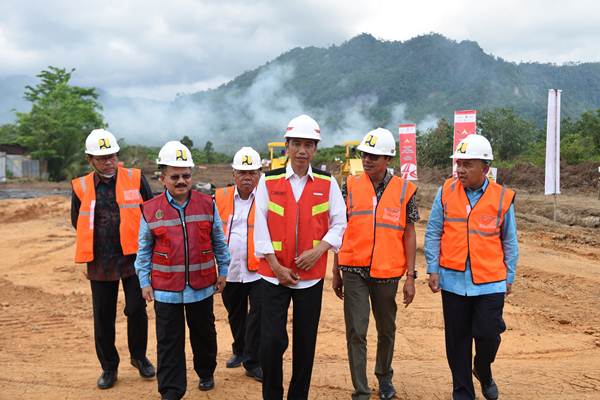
[258,167,331,280]
[338,173,417,278]
[215,186,259,272]
[440,178,515,284]
[72,167,143,263]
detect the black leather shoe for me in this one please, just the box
[379,381,396,399]
[198,376,215,391]
[97,370,117,389]
[226,353,247,368]
[473,369,499,400]
[130,357,156,378]
[245,366,263,382]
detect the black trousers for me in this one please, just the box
[222,279,262,369]
[441,290,506,400]
[90,275,148,371]
[154,296,217,400]
[260,279,324,400]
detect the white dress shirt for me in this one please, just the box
[225,187,261,284]
[254,164,347,289]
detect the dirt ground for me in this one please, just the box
[1,177,600,399]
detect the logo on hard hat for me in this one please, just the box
[364,134,378,147]
[176,149,188,161]
[98,138,112,150]
[242,154,253,165]
[457,142,468,154]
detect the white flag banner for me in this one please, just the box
[545,89,561,195]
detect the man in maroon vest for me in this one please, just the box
[134,141,230,400]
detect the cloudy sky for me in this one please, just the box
[1,0,599,101]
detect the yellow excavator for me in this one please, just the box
[267,142,287,170]
[336,140,364,182]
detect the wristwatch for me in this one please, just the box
[406,270,417,279]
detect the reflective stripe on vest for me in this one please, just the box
[338,173,416,278]
[258,168,331,280]
[72,167,143,263]
[142,190,217,291]
[215,186,259,272]
[439,178,515,284]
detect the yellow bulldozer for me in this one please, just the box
[335,140,364,183]
[267,142,287,170]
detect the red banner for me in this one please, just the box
[453,110,477,174]
[398,124,417,180]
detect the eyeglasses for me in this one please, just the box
[167,173,192,181]
[360,152,383,161]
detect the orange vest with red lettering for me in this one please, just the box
[72,167,143,263]
[338,173,416,278]
[440,178,515,284]
[142,190,217,291]
[258,167,331,280]
[215,186,259,272]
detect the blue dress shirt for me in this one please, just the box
[424,179,519,296]
[134,191,231,304]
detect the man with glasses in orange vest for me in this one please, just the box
[425,134,519,400]
[215,146,263,382]
[135,141,230,400]
[254,114,347,400]
[333,128,418,400]
[71,129,155,389]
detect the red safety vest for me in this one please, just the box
[215,186,259,271]
[258,167,331,280]
[142,190,217,291]
[440,178,515,284]
[72,167,143,263]
[338,173,416,278]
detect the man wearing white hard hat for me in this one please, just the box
[333,128,419,400]
[215,147,263,382]
[254,114,347,399]
[71,128,155,389]
[424,134,519,400]
[134,141,230,400]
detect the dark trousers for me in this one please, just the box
[222,280,262,369]
[90,275,148,371]
[441,290,506,400]
[260,279,324,400]
[154,296,217,400]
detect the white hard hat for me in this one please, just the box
[85,129,120,156]
[284,114,321,142]
[157,141,195,167]
[357,128,396,156]
[232,147,261,170]
[451,134,493,161]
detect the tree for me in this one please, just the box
[181,135,194,149]
[477,108,543,162]
[417,118,453,168]
[16,66,105,180]
[0,123,19,144]
[203,140,214,163]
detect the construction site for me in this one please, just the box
[1,158,599,400]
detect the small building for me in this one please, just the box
[0,144,46,182]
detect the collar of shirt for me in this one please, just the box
[464,178,489,194]
[165,190,189,210]
[285,163,313,181]
[93,172,116,187]
[234,185,256,201]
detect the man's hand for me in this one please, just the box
[141,286,154,302]
[215,276,227,294]
[428,273,441,293]
[506,283,513,296]
[273,264,300,286]
[403,277,416,307]
[295,248,324,270]
[332,270,344,300]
